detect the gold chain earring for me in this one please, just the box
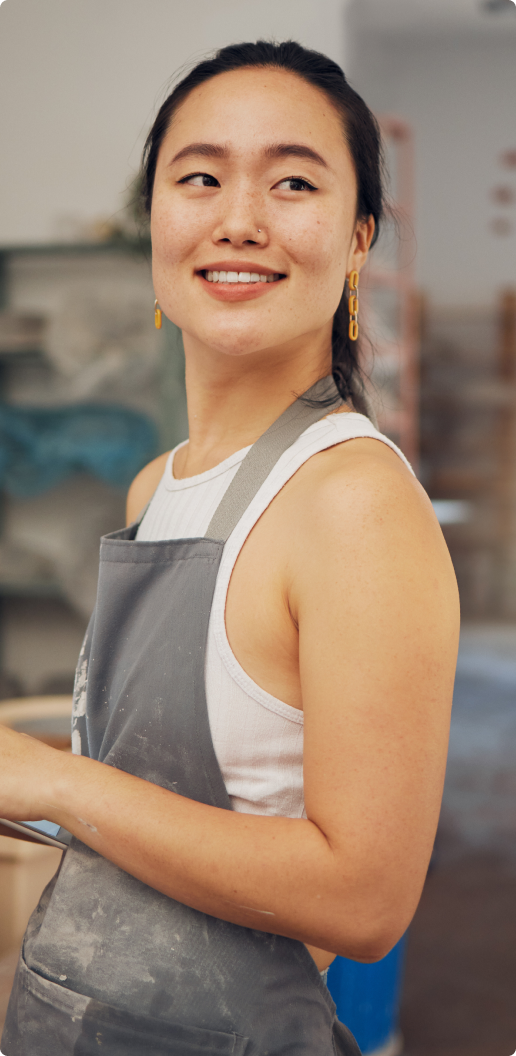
[348,271,359,341]
[154,299,162,330]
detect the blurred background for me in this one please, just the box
[0,1,515,1054]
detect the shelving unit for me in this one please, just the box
[0,238,149,600]
[420,291,516,617]
[0,238,186,694]
[0,238,152,305]
[362,116,420,469]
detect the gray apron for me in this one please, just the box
[2,378,361,1056]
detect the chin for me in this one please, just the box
[195,322,277,359]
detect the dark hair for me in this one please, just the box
[140,40,384,415]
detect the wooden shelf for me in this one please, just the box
[362,115,420,469]
[0,580,62,599]
[0,238,151,257]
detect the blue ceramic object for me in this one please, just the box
[0,403,158,496]
[327,934,407,1055]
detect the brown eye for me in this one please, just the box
[276,177,316,192]
[180,173,220,188]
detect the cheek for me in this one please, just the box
[150,190,206,266]
[275,198,347,269]
[280,209,348,310]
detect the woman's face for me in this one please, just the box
[151,67,375,361]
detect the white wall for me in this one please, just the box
[0,0,350,245]
[2,1,514,304]
[346,27,516,307]
[347,0,516,36]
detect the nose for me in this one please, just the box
[212,186,267,247]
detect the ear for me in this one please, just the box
[347,215,376,274]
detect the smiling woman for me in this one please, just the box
[1,40,459,1056]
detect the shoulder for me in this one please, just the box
[288,410,415,521]
[126,451,171,525]
[287,434,457,607]
[295,433,423,527]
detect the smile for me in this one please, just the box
[202,270,283,284]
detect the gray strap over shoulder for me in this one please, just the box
[205,375,342,543]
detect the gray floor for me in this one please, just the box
[400,623,516,1056]
[440,624,516,862]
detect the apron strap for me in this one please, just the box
[205,375,342,543]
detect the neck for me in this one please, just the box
[174,329,333,478]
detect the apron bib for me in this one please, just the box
[2,378,361,1056]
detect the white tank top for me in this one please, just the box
[137,410,412,819]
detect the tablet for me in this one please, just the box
[0,818,72,849]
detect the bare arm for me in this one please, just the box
[0,446,459,961]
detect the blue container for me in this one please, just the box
[327,934,407,1055]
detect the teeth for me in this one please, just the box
[204,270,281,284]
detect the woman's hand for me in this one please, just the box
[0,723,65,822]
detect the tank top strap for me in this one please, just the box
[205,375,341,542]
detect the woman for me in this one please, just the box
[0,41,459,1056]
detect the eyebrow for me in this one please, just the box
[170,142,328,169]
[265,143,328,168]
[170,143,228,165]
